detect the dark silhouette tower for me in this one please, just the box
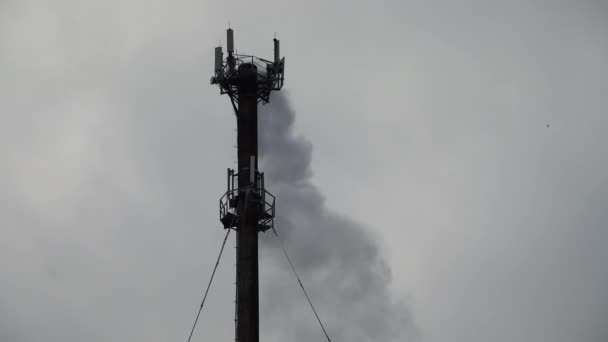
[211,28,285,342]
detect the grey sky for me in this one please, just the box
[2,1,608,342]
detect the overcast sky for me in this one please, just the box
[2,1,608,342]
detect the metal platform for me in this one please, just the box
[219,168,275,233]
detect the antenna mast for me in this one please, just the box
[211,27,285,342]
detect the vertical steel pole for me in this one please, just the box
[235,65,259,342]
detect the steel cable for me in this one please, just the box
[187,228,232,342]
[271,227,332,342]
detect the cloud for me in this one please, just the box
[2,1,608,342]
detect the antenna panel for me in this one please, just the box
[215,46,223,72]
[274,39,280,64]
[227,28,234,53]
